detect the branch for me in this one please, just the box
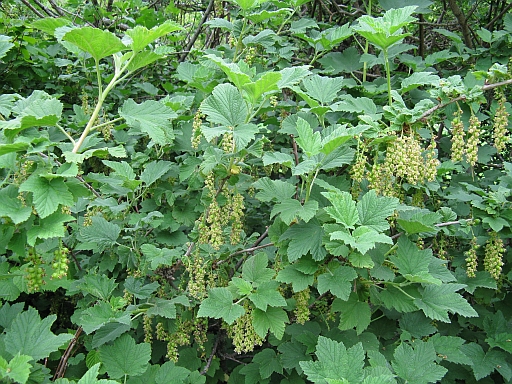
[200,332,221,375]
[179,0,215,63]
[47,0,65,16]
[447,0,473,48]
[38,153,101,198]
[486,2,512,30]
[20,0,45,17]
[418,78,512,122]
[53,327,82,380]
[30,0,58,17]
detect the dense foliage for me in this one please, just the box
[1,0,512,382]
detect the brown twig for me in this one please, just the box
[486,2,512,30]
[179,0,215,63]
[38,153,102,198]
[20,0,45,17]
[53,327,83,380]
[30,0,58,17]
[418,78,512,122]
[200,332,222,375]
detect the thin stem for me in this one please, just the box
[90,117,124,132]
[418,78,512,122]
[362,0,372,82]
[95,59,103,98]
[277,8,296,35]
[233,18,248,62]
[383,48,392,106]
[56,124,76,145]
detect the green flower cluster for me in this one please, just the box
[450,113,465,162]
[25,248,45,293]
[464,237,479,278]
[51,246,69,280]
[227,304,264,353]
[294,288,311,325]
[493,91,510,152]
[484,232,505,280]
[466,115,481,166]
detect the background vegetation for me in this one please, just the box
[0,0,512,382]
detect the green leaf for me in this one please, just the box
[357,190,399,232]
[276,265,315,292]
[206,55,252,89]
[19,175,74,218]
[430,334,472,365]
[332,293,371,335]
[486,333,512,353]
[146,298,178,319]
[91,323,131,349]
[0,92,62,132]
[79,275,118,301]
[4,307,73,361]
[271,198,318,225]
[392,340,448,384]
[26,212,74,246]
[99,334,151,379]
[79,302,129,334]
[354,7,417,50]
[102,160,136,180]
[262,152,294,167]
[229,0,266,11]
[278,341,310,371]
[413,284,478,322]
[323,191,359,229]
[373,285,418,313]
[31,17,72,35]
[231,277,254,296]
[125,21,182,53]
[0,35,15,60]
[331,226,392,255]
[318,47,363,75]
[119,99,176,145]
[302,75,343,105]
[77,363,119,384]
[233,123,260,150]
[254,177,295,202]
[280,220,326,261]
[320,125,369,155]
[243,72,282,103]
[0,354,32,384]
[197,287,245,324]
[389,237,440,284]
[299,336,364,383]
[63,27,126,61]
[278,66,311,89]
[317,263,357,300]
[396,209,441,234]
[242,253,274,285]
[401,72,440,93]
[124,277,159,299]
[0,303,24,330]
[0,186,32,224]
[79,217,121,253]
[295,117,322,157]
[249,281,287,311]
[126,50,164,72]
[200,83,248,127]
[253,349,283,379]
[252,306,288,339]
[155,361,191,384]
[460,342,510,381]
[140,160,172,187]
[455,269,497,293]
